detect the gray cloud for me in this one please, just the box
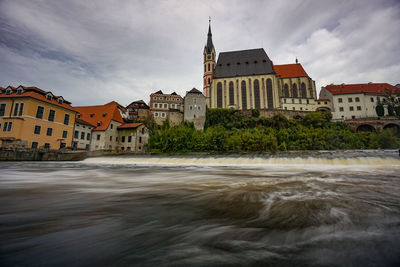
[0,0,399,106]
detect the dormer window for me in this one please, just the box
[17,89,23,94]
[6,89,12,95]
[97,121,101,126]
[102,113,107,117]
[47,94,53,100]
[58,98,63,104]
[90,113,94,117]
[254,60,258,64]
[77,114,81,118]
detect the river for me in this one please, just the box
[1,150,400,266]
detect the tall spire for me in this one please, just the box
[205,17,214,53]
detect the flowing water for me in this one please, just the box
[1,150,400,266]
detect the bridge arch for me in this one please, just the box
[356,124,376,132]
[383,123,400,133]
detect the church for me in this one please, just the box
[203,22,329,113]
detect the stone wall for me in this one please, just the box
[0,149,87,161]
[238,109,312,119]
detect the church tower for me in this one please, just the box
[203,19,215,106]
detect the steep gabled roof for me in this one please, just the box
[73,101,124,131]
[324,83,400,95]
[213,48,275,79]
[127,100,149,109]
[0,85,74,110]
[204,22,214,53]
[188,88,203,94]
[273,63,309,78]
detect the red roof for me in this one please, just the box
[75,118,96,127]
[273,63,309,78]
[324,83,400,95]
[117,123,143,129]
[73,101,124,131]
[0,85,74,110]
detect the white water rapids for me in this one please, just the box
[1,150,400,266]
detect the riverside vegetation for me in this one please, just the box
[147,109,400,153]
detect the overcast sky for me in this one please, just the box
[1,0,399,106]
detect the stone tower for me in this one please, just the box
[203,19,216,107]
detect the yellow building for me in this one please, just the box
[0,85,76,149]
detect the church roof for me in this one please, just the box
[273,63,309,78]
[213,48,275,79]
[205,23,214,53]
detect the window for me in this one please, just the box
[34,125,41,135]
[291,84,298,98]
[300,83,307,98]
[122,136,126,142]
[338,98,343,103]
[128,136,132,142]
[44,143,50,149]
[19,103,24,116]
[190,106,193,110]
[198,106,201,110]
[64,114,70,125]
[229,81,234,105]
[254,80,260,109]
[284,99,286,103]
[139,137,142,143]
[142,128,145,134]
[46,94,52,101]
[81,132,85,140]
[5,89,11,95]
[164,103,167,108]
[357,106,361,110]
[58,99,63,104]
[339,107,344,112]
[110,124,113,129]
[60,142,66,149]
[7,122,12,131]
[284,84,289,98]
[87,133,90,140]
[154,112,159,117]
[110,136,112,141]
[370,97,374,102]
[90,113,94,117]
[154,103,158,108]
[97,134,100,141]
[266,79,273,109]
[13,103,19,116]
[17,88,22,94]
[348,98,353,103]
[355,97,360,102]
[292,99,295,104]
[74,131,79,138]
[349,106,354,111]
[194,98,197,104]
[161,112,166,118]
[300,107,303,111]
[3,122,7,131]
[217,82,223,108]
[0,104,6,116]
[48,110,56,122]
[306,99,310,104]
[62,131,68,138]
[241,81,247,109]
[36,106,44,119]
[324,101,328,104]
[47,128,53,136]
[299,99,302,104]
[292,107,295,111]
[31,142,38,149]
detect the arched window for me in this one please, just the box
[208,63,210,71]
[284,84,289,98]
[241,81,247,109]
[266,79,273,109]
[254,79,260,109]
[301,83,307,98]
[309,88,314,99]
[208,78,210,85]
[217,82,223,107]
[292,84,298,98]
[229,81,234,105]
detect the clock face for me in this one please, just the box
[207,55,211,59]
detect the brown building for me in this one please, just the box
[149,90,184,125]
[126,100,149,121]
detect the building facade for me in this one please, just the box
[126,100,150,121]
[74,101,125,151]
[117,123,149,152]
[319,83,400,120]
[73,118,94,150]
[0,85,76,149]
[184,88,206,130]
[149,90,184,125]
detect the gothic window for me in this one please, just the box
[266,79,273,109]
[284,84,289,98]
[292,84,298,98]
[229,81,234,105]
[217,82,223,108]
[241,81,247,110]
[309,88,313,99]
[301,83,307,98]
[254,79,260,109]
[208,63,210,71]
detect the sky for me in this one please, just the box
[1,0,399,106]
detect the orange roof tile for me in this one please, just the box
[117,123,143,129]
[73,101,124,131]
[273,63,309,78]
[324,83,400,95]
[75,118,96,127]
[0,85,74,110]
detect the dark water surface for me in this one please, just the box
[1,151,400,266]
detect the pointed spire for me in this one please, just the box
[205,17,214,53]
[295,57,298,64]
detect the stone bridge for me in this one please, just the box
[343,118,400,132]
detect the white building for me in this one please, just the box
[184,88,206,130]
[319,83,400,120]
[72,118,94,150]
